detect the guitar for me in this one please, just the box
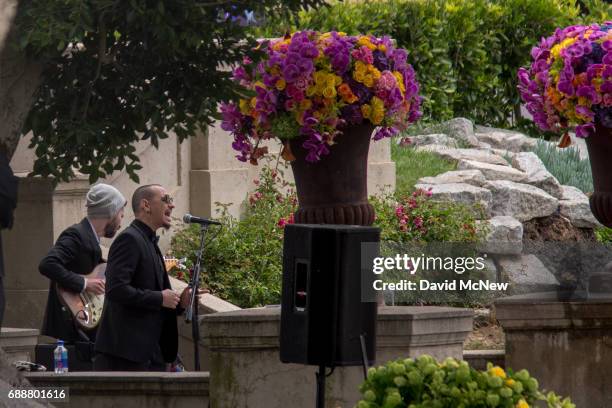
[56,258,186,331]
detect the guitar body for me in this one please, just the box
[56,263,106,331]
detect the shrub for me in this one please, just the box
[530,140,593,193]
[170,165,297,308]
[371,189,487,243]
[357,355,575,408]
[256,0,608,127]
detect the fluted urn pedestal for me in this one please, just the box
[289,125,375,226]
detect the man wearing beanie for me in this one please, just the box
[39,183,127,342]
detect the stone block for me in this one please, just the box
[511,152,563,199]
[484,180,558,222]
[417,170,486,187]
[457,160,527,182]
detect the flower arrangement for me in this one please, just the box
[357,355,575,408]
[220,31,422,164]
[518,22,612,138]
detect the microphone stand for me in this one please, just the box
[185,223,209,371]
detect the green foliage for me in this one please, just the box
[357,355,575,408]
[392,141,457,197]
[170,165,297,308]
[15,0,325,183]
[371,189,487,243]
[263,0,604,127]
[531,140,593,193]
[595,226,612,244]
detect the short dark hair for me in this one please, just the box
[131,184,161,214]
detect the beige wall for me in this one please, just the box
[4,124,395,331]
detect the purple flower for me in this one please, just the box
[373,50,390,71]
[220,102,243,132]
[391,49,408,71]
[557,80,574,96]
[340,105,363,125]
[576,105,595,120]
[282,64,301,83]
[575,123,595,138]
[576,85,600,103]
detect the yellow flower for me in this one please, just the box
[300,99,312,110]
[314,71,327,85]
[322,87,336,98]
[355,61,367,74]
[516,399,529,408]
[250,97,257,108]
[393,71,405,93]
[306,86,317,97]
[378,44,387,52]
[361,104,371,119]
[490,366,506,379]
[371,111,384,125]
[354,70,366,82]
[275,79,286,91]
[239,99,250,114]
[550,37,577,60]
[505,379,516,387]
[363,76,374,88]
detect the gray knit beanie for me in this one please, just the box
[86,184,127,219]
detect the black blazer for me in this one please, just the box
[94,220,179,364]
[39,218,102,342]
[0,152,18,279]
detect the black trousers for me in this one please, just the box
[93,352,166,372]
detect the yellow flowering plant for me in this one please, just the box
[220,31,422,164]
[356,355,574,408]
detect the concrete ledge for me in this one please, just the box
[495,291,612,329]
[0,328,39,364]
[25,371,209,408]
[463,350,505,370]
[495,292,612,408]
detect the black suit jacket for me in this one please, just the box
[94,220,179,364]
[0,152,18,278]
[39,218,102,342]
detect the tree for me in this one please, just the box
[0,0,325,183]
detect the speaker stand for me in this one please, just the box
[360,333,370,380]
[315,364,325,408]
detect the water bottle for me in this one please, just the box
[53,340,69,373]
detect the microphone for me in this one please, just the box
[183,213,222,226]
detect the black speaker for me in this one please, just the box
[280,224,379,367]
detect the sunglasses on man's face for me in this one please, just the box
[160,194,174,204]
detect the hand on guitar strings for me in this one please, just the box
[85,278,105,295]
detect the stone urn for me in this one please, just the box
[584,123,612,295]
[289,124,375,226]
[585,123,612,227]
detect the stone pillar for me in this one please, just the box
[2,175,89,330]
[495,292,612,408]
[202,306,472,408]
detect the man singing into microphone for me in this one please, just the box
[94,184,194,371]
